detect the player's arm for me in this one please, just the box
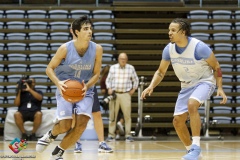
[206,52,227,104]
[205,52,222,88]
[141,60,170,99]
[149,60,170,89]
[86,44,103,89]
[46,44,68,92]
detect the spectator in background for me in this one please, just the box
[14,77,43,141]
[106,52,139,142]
[100,65,125,140]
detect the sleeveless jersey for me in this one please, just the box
[55,40,96,88]
[169,38,216,88]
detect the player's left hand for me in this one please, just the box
[216,87,227,104]
[81,80,87,97]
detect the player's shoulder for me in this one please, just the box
[95,43,103,51]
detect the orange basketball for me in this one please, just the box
[62,80,84,103]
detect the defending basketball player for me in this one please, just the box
[36,15,102,160]
[141,18,227,160]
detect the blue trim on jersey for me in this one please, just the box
[162,37,212,61]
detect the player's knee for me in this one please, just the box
[173,116,185,127]
[187,102,199,114]
[35,111,42,118]
[75,115,90,129]
[14,111,22,119]
[59,120,72,133]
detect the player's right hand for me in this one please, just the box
[141,87,154,100]
[58,79,69,96]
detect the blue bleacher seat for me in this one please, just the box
[213,106,232,114]
[0,64,4,72]
[0,10,4,18]
[29,43,49,51]
[6,33,26,40]
[7,64,28,72]
[50,43,62,51]
[29,54,49,61]
[7,43,26,51]
[29,75,49,82]
[7,21,26,29]
[0,43,4,50]
[0,33,4,40]
[99,43,115,51]
[215,54,233,62]
[222,74,233,82]
[0,85,4,93]
[50,85,57,93]
[188,10,209,19]
[212,10,232,19]
[0,22,4,29]
[219,64,233,72]
[92,10,114,19]
[70,10,91,19]
[27,10,47,19]
[93,22,115,30]
[35,85,49,93]
[212,22,232,30]
[0,75,5,82]
[212,116,232,124]
[7,75,22,83]
[29,64,47,72]
[212,96,233,104]
[214,43,233,51]
[93,32,115,40]
[6,85,17,93]
[190,22,210,30]
[5,10,25,19]
[28,32,48,40]
[28,21,48,30]
[50,32,70,40]
[6,96,16,104]
[213,33,232,40]
[49,21,69,30]
[49,10,68,19]
[7,53,27,61]
[191,33,210,41]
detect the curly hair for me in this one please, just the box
[171,18,191,36]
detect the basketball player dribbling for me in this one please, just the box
[36,15,103,160]
[141,18,227,160]
[69,21,113,153]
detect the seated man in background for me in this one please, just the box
[14,77,43,141]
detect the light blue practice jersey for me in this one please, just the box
[164,38,216,88]
[55,40,96,86]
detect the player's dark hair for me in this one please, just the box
[171,18,191,36]
[72,15,92,38]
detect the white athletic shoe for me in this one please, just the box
[49,155,63,160]
[36,130,54,153]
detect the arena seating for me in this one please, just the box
[0,1,239,136]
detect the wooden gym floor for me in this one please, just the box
[0,136,240,160]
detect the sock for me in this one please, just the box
[49,130,58,139]
[77,139,81,143]
[185,145,191,151]
[192,136,200,147]
[52,145,65,157]
[99,141,104,145]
